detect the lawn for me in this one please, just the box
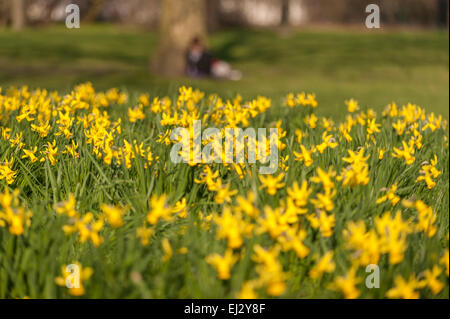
[0,24,449,299]
[0,24,448,119]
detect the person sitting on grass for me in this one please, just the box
[186,37,242,81]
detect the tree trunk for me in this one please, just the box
[152,0,207,76]
[280,0,290,26]
[206,0,220,31]
[438,0,449,28]
[0,0,9,27]
[83,0,105,23]
[11,0,25,31]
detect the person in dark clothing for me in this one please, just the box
[186,37,242,81]
[186,37,213,77]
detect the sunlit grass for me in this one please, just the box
[0,82,448,298]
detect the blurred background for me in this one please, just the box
[0,0,448,118]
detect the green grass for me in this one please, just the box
[0,82,449,298]
[0,24,449,299]
[0,24,448,119]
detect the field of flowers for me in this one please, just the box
[0,82,448,298]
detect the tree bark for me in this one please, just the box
[438,0,449,28]
[280,0,290,26]
[152,0,207,76]
[206,0,221,31]
[0,0,9,27]
[11,0,25,31]
[83,0,106,23]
